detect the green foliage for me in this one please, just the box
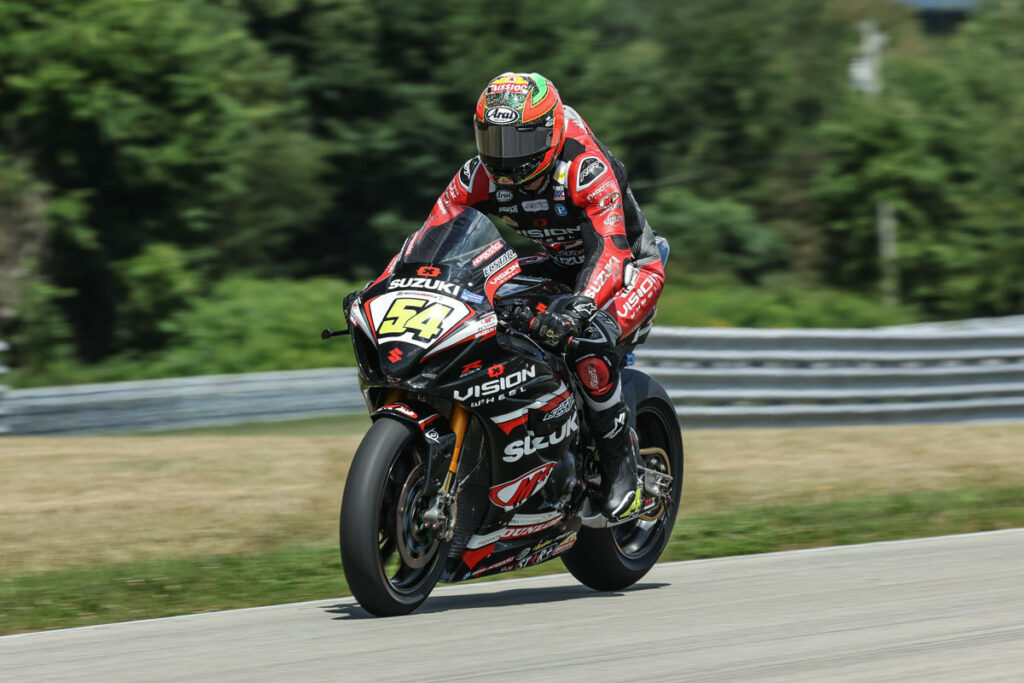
[810,0,1024,316]
[3,0,1023,385]
[115,244,198,350]
[652,276,918,328]
[8,277,358,387]
[0,149,49,328]
[5,281,77,377]
[155,276,356,375]
[813,93,969,300]
[646,189,785,283]
[0,0,330,358]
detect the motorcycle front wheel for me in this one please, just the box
[562,396,684,591]
[340,417,449,616]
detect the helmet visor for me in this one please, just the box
[475,122,553,174]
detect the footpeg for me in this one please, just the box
[640,466,672,498]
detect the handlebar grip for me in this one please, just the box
[506,305,534,334]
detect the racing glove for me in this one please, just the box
[530,310,578,348]
[529,295,598,349]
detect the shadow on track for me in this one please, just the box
[323,581,669,620]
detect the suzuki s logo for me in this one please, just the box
[387,347,403,363]
[489,462,555,510]
[485,106,518,124]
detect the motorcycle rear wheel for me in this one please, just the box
[562,397,684,591]
[340,417,449,616]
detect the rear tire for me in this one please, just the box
[562,397,683,591]
[340,417,448,616]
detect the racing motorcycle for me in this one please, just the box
[329,207,683,616]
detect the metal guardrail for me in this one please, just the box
[5,368,364,435]
[636,323,1024,427]
[2,318,1023,434]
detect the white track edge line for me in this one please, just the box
[3,526,1021,641]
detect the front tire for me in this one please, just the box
[340,417,448,616]
[562,397,683,591]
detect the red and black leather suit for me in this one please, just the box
[425,106,665,444]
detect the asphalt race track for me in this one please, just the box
[4,530,1024,682]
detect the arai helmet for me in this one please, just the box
[474,72,566,186]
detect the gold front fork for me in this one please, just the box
[440,403,470,492]
[382,388,468,495]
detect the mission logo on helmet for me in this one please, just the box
[489,82,529,95]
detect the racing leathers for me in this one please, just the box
[427,106,665,519]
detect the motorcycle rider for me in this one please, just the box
[353,73,665,521]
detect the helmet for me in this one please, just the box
[474,72,566,186]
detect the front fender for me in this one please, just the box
[372,400,456,489]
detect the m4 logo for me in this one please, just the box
[378,298,453,342]
[489,462,555,511]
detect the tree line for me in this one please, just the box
[1,0,1022,379]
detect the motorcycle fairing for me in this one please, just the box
[433,359,585,582]
[367,289,472,349]
[454,514,582,581]
[347,209,586,583]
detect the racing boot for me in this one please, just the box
[599,426,643,521]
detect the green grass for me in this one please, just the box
[4,485,1022,635]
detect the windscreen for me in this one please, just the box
[401,208,506,270]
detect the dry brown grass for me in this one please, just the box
[0,434,361,573]
[2,422,1023,574]
[682,422,1024,513]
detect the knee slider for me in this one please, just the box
[574,354,613,397]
